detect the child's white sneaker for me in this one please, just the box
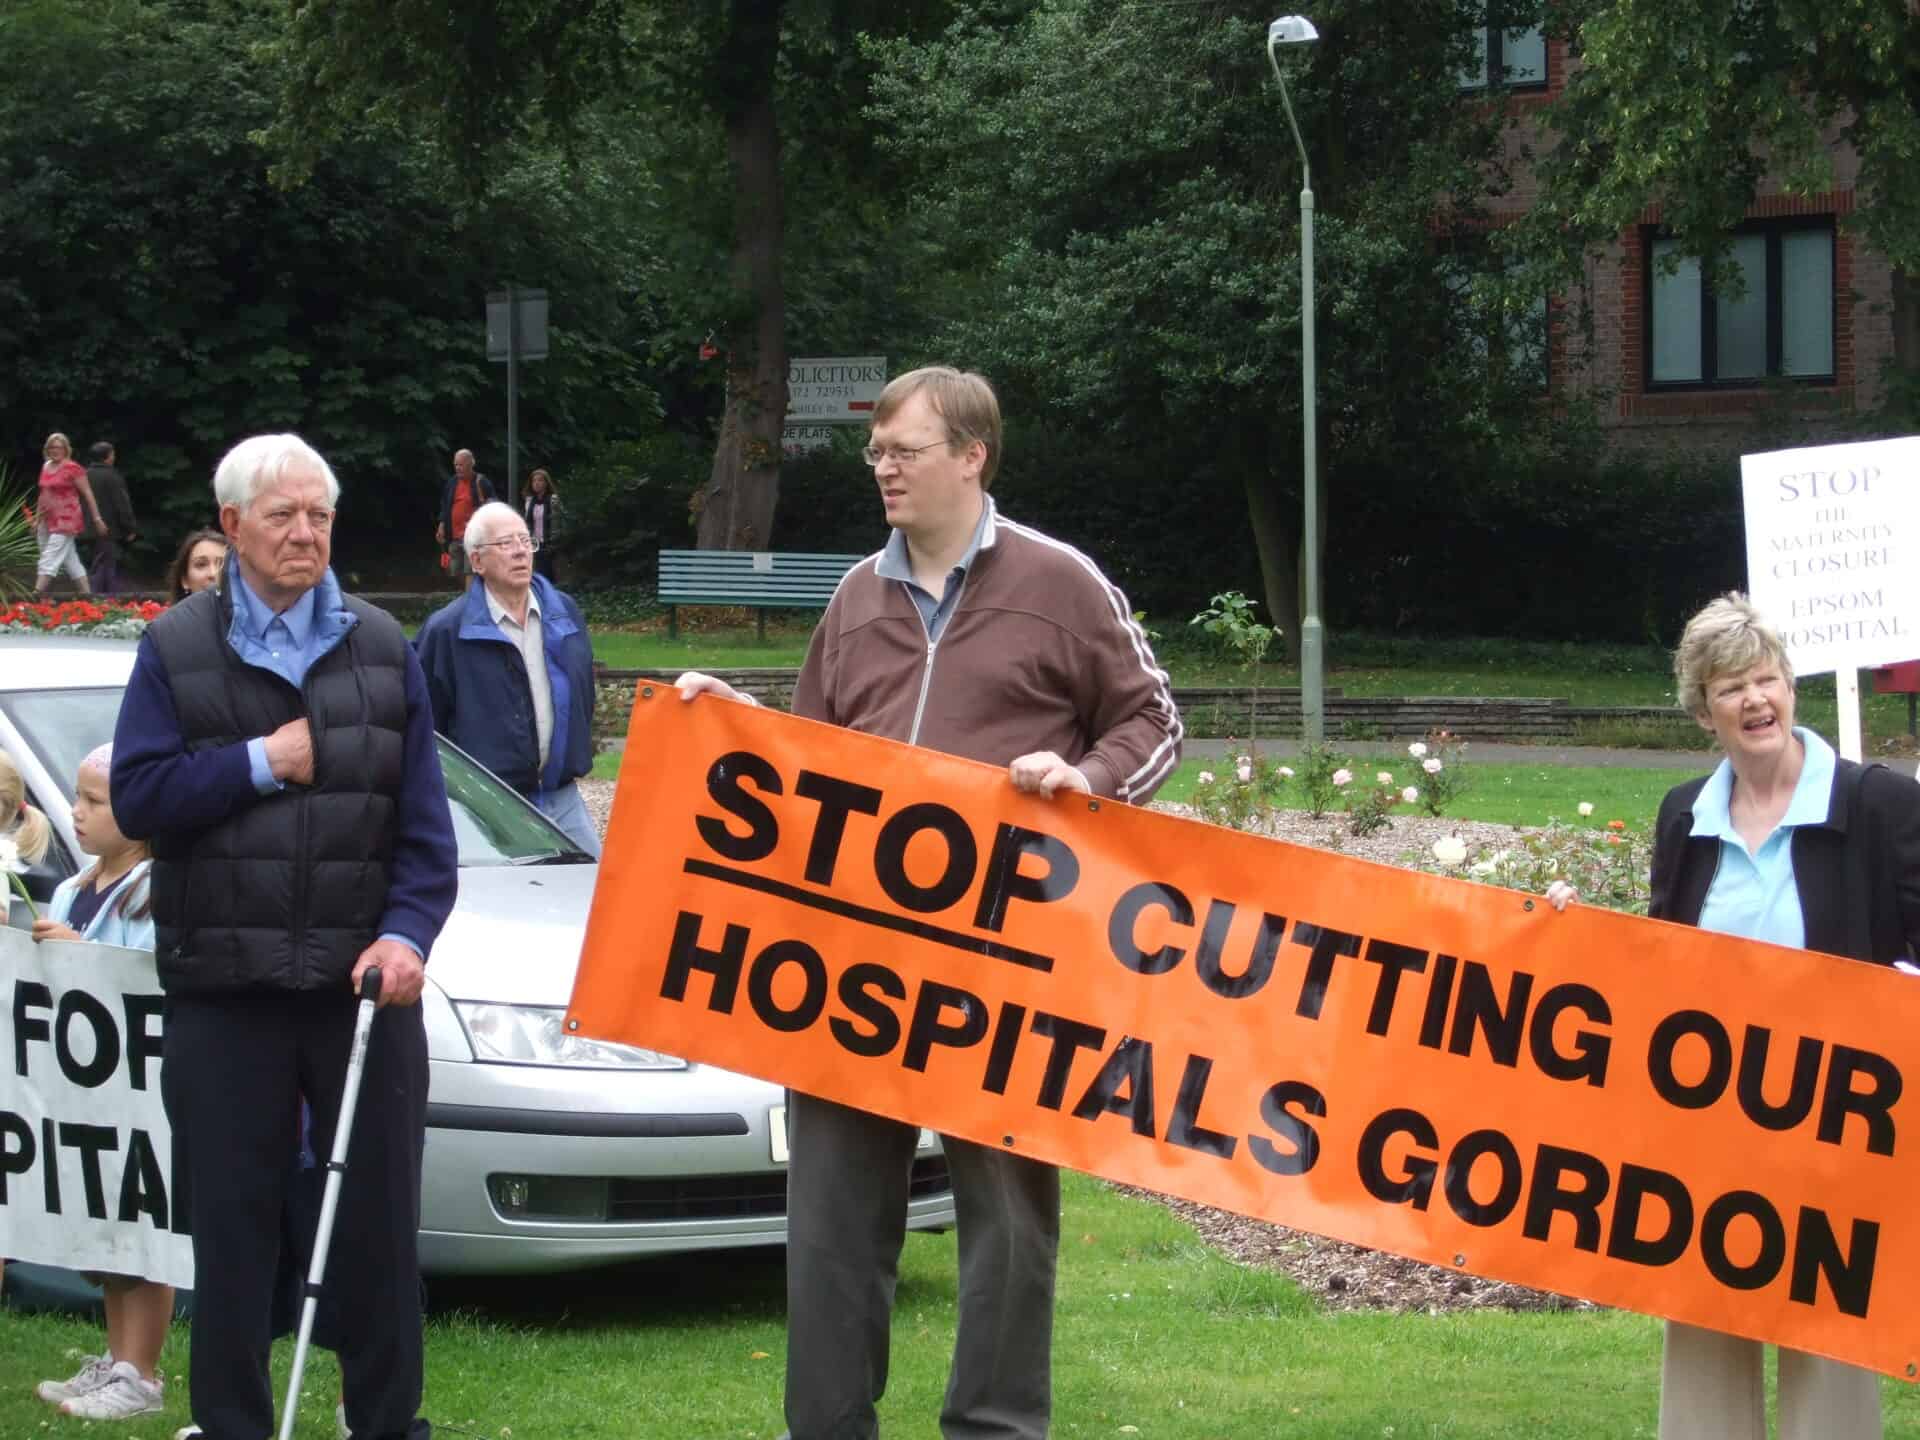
[35,1351,115,1405]
[58,1360,164,1419]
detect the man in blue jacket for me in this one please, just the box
[413,501,601,856]
[111,433,458,1440]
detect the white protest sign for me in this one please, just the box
[1741,437,1920,676]
[0,927,193,1287]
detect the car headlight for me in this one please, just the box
[453,1002,688,1070]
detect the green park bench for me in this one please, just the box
[657,548,865,640]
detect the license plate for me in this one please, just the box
[769,1105,938,1164]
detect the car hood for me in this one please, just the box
[427,863,605,1007]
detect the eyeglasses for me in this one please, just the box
[473,535,540,554]
[861,439,951,468]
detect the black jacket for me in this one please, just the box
[86,463,136,542]
[438,470,495,538]
[129,583,423,992]
[1648,755,1920,966]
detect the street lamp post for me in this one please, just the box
[1267,15,1323,743]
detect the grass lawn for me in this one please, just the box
[595,747,1685,831]
[12,1174,1913,1438]
[1151,758,1685,829]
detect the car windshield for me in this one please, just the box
[0,686,590,869]
[0,687,121,800]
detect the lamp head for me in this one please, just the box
[1268,15,1319,45]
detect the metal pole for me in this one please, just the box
[1300,183,1321,744]
[1269,42,1323,744]
[506,285,520,512]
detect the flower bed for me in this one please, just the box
[0,598,167,638]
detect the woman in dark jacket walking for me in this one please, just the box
[521,468,561,582]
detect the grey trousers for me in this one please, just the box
[783,1091,1060,1440]
[1657,1321,1881,1439]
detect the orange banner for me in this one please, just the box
[568,690,1920,1380]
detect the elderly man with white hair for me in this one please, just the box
[412,500,600,856]
[110,432,457,1440]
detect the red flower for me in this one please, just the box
[1606,819,1626,831]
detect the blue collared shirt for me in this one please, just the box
[1690,726,1836,949]
[874,497,994,644]
[228,567,355,794]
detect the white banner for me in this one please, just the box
[1742,436,1920,676]
[0,927,194,1287]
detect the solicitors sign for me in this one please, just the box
[1742,436,1920,675]
[569,694,1920,1380]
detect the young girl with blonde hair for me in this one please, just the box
[29,744,172,1422]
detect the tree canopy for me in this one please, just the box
[1525,0,1920,281]
[864,0,1569,644]
[0,0,664,562]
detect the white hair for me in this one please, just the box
[211,434,341,512]
[463,500,524,555]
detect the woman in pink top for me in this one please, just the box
[34,431,107,596]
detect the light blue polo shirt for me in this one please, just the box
[1690,726,1836,948]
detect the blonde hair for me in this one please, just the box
[872,366,1004,490]
[71,743,152,922]
[0,749,52,864]
[1673,592,1795,718]
[43,431,72,458]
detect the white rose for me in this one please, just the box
[1237,762,1253,783]
[1376,771,1393,786]
[1401,786,1419,804]
[1423,757,1442,775]
[1431,835,1468,866]
[1577,801,1594,817]
[1277,766,1295,778]
[1198,771,1215,785]
[1408,742,1428,758]
[1332,768,1353,787]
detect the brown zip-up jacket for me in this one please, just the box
[792,504,1182,802]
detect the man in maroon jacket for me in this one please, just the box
[679,365,1182,1440]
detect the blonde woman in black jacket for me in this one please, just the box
[1552,591,1917,1440]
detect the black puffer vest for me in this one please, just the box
[145,584,411,993]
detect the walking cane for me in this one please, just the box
[279,965,382,1440]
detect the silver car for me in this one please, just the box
[0,632,955,1274]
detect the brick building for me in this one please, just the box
[1471,24,1897,452]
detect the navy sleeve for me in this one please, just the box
[412,616,454,735]
[376,645,459,960]
[110,633,260,839]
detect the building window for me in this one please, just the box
[1646,220,1834,387]
[1458,21,1547,91]
[1441,253,1550,392]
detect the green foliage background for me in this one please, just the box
[2,0,1915,643]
